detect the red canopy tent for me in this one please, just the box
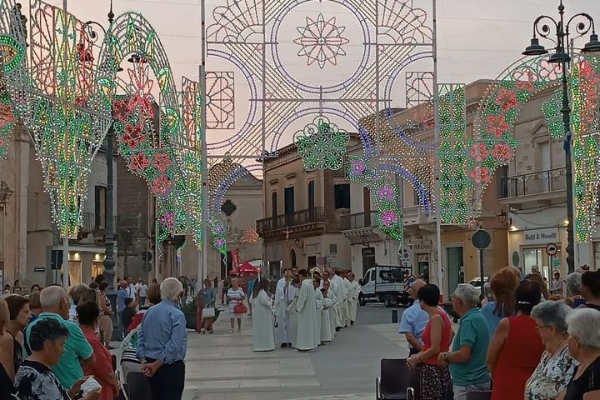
[229,261,259,276]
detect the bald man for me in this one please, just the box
[398,279,428,356]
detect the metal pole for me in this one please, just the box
[62,237,69,289]
[432,0,443,296]
[479,249,485,300]
[562,62,575,273]
[103,124,116,290]
[199,0,208,283]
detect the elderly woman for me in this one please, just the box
[561,308,600,399]
[566,272,582,298]
[13,318,100,400]
[487,279,545,400]
[525,301,576,400]
[0,298,14,398]
[480,267,520,334]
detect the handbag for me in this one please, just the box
[234,301,247,314]
[203,306,216,319]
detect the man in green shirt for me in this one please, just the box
[439,284,490,400]
[26,286,94,389]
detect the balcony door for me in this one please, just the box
[308,181,315,210]
[271,192,277,217]
[538,141,550,192]
[285,187,294,214]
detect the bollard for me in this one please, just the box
[392,309,398,324]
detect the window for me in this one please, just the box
[308,181,315,209]
[94,186,107,230]
[284,187,295,214]
[334,184,350,209]
[330,243,337,254]
[271,192,277,217]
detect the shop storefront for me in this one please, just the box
[509,227,563,281]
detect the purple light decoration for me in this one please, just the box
[380,210,398,228]
[379,163,430,213]
[377,185,395,202]
[160,212,174,229]
[349,159,366,176]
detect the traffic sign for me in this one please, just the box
[472,229,491,250]
[546,243,558,256]
[142,251,153,262]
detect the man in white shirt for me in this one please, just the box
[126,276,136,300]
[137,279,148,305]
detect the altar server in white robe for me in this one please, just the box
[323,280,337,339]
[331,270,346,328]
[250,278,275,352]
[286,278,301,348]
[313,277,323,348]
[294,269,318,351]
[275,268,295,347]
[347,272,360,326]
[320,282,334,343]
[321,271,340,328]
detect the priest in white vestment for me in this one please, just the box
[294,269,318,351]
[323,280,337,339]
[347,272,360,326]
[331,270,346,328]
[249,278,275,351]
[275,268,295,347]
[286,278,301,348]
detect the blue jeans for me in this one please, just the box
[453,382,490,400]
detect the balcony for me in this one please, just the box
[81,212,118,234]
[340,211,378,231]
[403,205,432,226]
[256,207,326,239]
[499,167,566,203]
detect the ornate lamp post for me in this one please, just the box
[522,0,600,273]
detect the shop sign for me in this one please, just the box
[523,228,559,245]
[413,240,432,253]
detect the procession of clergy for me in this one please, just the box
[250,266,361,352]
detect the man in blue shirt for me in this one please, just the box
[398,279,428,356]
[247,274,256,315]
[138,277,187,400]
[439,284,491,400]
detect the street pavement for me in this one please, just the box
[182,303,412,400]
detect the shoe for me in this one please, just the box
[209,330,214,334]
[229,329,234,334]
[351,321,354,326]
[281,343,288,348]
[201,329,206,335]
[287,343,292,347]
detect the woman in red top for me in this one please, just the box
[487,279,545,400]
[408,284,453,400]
[77,301,120,400]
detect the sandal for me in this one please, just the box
[229,329,234,334]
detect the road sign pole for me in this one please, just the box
[479,249,485,300]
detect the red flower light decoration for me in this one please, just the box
[112,100,129,123]
[122,124,144,148]
[469,143,489,162]
[469,166,490,184]
[153,152,171,172]
[152,175,171,195]
[129,153,149,173]
[492,143,511,162]
[485,114,509,138]
[495,88,517,111]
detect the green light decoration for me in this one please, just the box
[0,83,14,159]
[0,1,112,238]
[346,156,403,243]
[438,83,468,225]
[541,92,566,140]
[295,116,350,171]
[571,57,600,242]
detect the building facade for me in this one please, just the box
[257,138,360,278]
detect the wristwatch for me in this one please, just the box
[442,352,449,363]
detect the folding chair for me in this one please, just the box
[376,358,415,400]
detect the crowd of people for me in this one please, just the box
[400,267,600,400]
[0,275,188,400]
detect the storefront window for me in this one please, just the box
[523,247,561,282]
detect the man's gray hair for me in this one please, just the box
[566,308,600,349]
[40,286,67,310]
[531,300,570,333]
[160,278,184,301]
[566,272,582,297]
[453,284,479,308]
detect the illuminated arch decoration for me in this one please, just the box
[294,116,350,171]
[96,12,203,249]
[205,0,434,250]
[0,83,14,159]
[0,0,112,238]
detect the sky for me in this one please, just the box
[43,0,600,150]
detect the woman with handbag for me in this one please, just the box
[227,278,246,334]
[199,279,217,334]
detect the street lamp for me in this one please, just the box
[522,0,600,273]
